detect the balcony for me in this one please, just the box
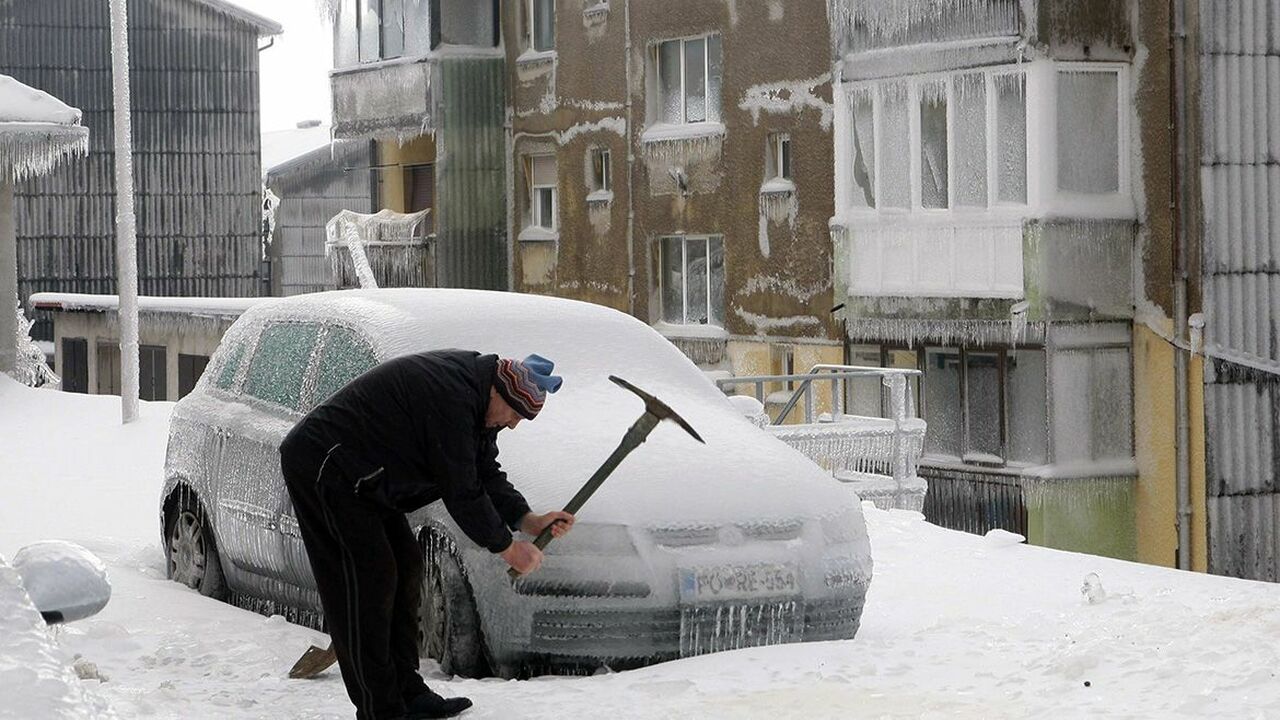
[327,0,500,140]
[331,56,439,140]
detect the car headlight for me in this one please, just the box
[820,506,867,545]
[513,524,651,598]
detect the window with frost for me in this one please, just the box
[245,323,321,410]
[654,35,723,125]
[589,148,611,195]
[847,67,1027,212]
[766,133,792,181]
[907,346,1047,467]
[527,0,555,52]
[308,326,378,409]
[1056,67,1122,195]
[658,235,725,327]
[525,155,557,233]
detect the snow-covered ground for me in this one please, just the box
[4,375,1280,719]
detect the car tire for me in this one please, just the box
[164,492,228,600]
[419,534,489,678]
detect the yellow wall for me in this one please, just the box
[1133,323,1208,570]
[726,340,843,423]
[376,136,437,212]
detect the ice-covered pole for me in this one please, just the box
[110,0,140,423]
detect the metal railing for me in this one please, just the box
[716,365,928,511]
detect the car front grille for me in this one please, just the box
[529,592,865,660]
[678,600,802,657]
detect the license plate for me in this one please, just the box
[679,563,799,603]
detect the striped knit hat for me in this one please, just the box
[494,354,563,420]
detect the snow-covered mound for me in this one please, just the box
[13,542,111,624]
[0,554,116,719]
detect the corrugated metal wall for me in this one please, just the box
[434,56,507,290]
[1200,0,1280,581]
[1,0,265,339]
[265,142,373,296]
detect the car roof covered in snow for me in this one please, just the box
[230,289,856,527]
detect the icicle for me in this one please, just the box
[1010,300,1030,346]
[0,127,89,182]
[261,185,281,259]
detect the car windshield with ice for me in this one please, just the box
[161,288,872,677]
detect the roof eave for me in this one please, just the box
[189,0,283,37]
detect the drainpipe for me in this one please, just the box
[623,0,636,317]
[1171,0,1193,570]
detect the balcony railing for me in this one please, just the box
[716,365,927,511]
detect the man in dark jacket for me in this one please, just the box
[280,350,572,720]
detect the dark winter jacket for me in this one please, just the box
[281,349,531,553]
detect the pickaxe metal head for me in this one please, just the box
[609,375,705,444]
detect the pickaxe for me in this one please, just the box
[509,375,703,579]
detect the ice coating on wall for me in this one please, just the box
[757,181,798,258]
[738,74,834,131]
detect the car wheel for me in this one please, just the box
[164,493,227,600]
[418,535,488,678]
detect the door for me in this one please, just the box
[216,322,320,583]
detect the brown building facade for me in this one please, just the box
[504,0,842,382]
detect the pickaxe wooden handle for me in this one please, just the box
[509,376,703,579]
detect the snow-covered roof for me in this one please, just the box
[29,293,268,318]
[0,75,89,182]
[261,122,333,176]
[190,0,282,36]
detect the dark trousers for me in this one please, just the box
[282,441,429,720]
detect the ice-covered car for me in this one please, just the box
[160,289,872,677]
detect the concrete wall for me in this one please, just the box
[49,311,234,401]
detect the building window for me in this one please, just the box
[525,154,557,232]
[1057,68,1120,194]
[655,35,723,125]
[845,62,1126,215]
[847,67,1028,212]
[658,235,725,326]
[767,133,792,181]
[590,148,611,193]
[862,345,1049,467]
[406,163,435,234]
[527,0,555,52]
[96,342,120,396]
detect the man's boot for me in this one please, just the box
[406,689,472,719]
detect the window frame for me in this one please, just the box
[900,344,1048,469]
[655,34,719,126]
[657,234,725,327]
[590,147,612,194]
[527,0,555,52]
[526,154,558,232]
[768,133,792,181]
[842,59,1132,222]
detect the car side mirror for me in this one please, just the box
[12,541,111,625]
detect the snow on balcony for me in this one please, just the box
[842,220,1024,298]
